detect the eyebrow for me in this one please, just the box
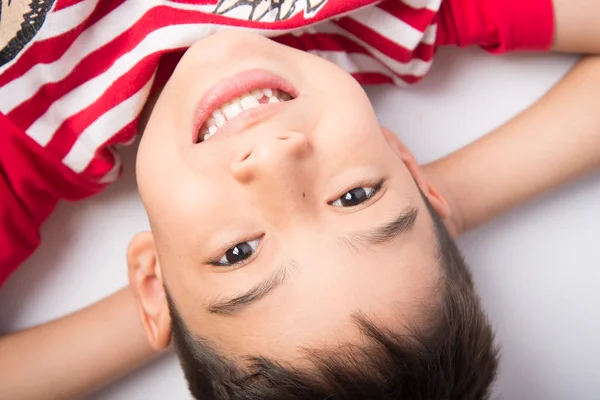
[341,206,419,251]
[206,262,293,316]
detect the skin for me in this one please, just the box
[128,31,451,361]
[0,287,155,400]
[553,0,600,54]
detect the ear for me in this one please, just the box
[381,127,451,220]
[127,232,171,350]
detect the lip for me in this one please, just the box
[192,69,298,142]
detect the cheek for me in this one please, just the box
[313,118,388,168]
[145,175,235,276]
[308,86,381,155]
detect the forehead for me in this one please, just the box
[173,204,441,360]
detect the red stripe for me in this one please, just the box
[376,0,437,32]
[275,33,374,57]
[276,32,426,84]
[54,0,88,12]
[356,72,424,85]
[272,34,307,51]
[1,1,381,97]
[7,5,208,130]
[411,41,435,62]
[44,53,159,159]
[274,33,394,76]
[395,73,425,84]
[0,0,125,87]
[10,3,327,127]
[83,147,119,183]
[351,72,395,85]
[308,32,372,54]
[335,17,433,64]
[275,32,363,54]
[314,31,432,62]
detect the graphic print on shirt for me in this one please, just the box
[214,0,327,22]
[0,0,55,66]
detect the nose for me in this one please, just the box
[230,131,310,183]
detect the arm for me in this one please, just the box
[0,287,158,400]
[0,117,157,399]
[437,0,600,57]
[425,55,600,235]
[553,0,600,53]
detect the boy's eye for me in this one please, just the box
[216,239,260,266]
[331,187,377,207]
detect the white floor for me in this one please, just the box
[1,47,599,400]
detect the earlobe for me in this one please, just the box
[127,232,172,350]
[381,127,451,220]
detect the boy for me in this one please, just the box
[0,0,559,279]
[125,33,600,400]
[1,0,600,398]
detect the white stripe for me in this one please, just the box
[350,6,424,51]
[314,22,432,77]
[155,0,216,13]
[400,0,429,9]
[1,0,352,113]
[27,23,216,146]
[401,0,441,11]
[0,0,151,112]
[312,50,407,86]
[99,148,122,184]
[0,0,315,114]
[26,20,307,147]
[36,0,100,41]
[422,23,437,45]
[62,74,155,173]
[425,0,442,12]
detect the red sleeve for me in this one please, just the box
[0,113,102,287]
[436,0,555,53]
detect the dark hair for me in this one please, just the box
[166,202,499,400]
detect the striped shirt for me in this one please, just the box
[0,0,554,285]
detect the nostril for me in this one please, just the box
[230,150,254,183]
[237,151,252,162]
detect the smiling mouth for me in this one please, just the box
[198,88,293,142]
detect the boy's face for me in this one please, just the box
[132,32,449,361]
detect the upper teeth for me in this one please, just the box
[200,88,292,141]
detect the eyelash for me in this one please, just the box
[329,177,387,207]
[208,236,263,268]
